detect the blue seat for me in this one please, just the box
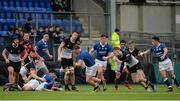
[28,1,33,7]
[62,19,70,26]
[9,1,16,11]
[43,14,49,19]
[46,3,51,8]
[3,24,9,31]
[19,19,26,26]
[54,19,63,26]
[39,2,45,8]
[46,7,52,11]
[64,25,70,33]
[0,25,2,31]
[15,1,20,7]
[6,13,12,19]
[10,1,15,7]
[6,19,16,25]
[0,13,5,19]
[77,25,83,33]
[3,1,9,11]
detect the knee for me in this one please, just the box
[86,77,91,83]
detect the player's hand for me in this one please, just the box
[139,52,144,57]
[20,59,24,63]
[5,59,10,64]
[49,55,53,60]
[60,68,65,72]
[102,56,108,61]
[58,57,62,63]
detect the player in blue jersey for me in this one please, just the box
[22,69,56,91]
[141,36,180,92]
[74,45,102,92]
[89,34,113,91]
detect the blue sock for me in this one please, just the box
[164,78,171,87]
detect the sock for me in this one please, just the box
[146,80,154,88]
[164,78,171,87]
[173,77,180,87]
[64,73,70,85]
[115,78,119,88]
[70,73,75,86]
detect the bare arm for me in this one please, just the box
[44,49,53,59]
[21,50,28,62]
[75,60,83,68]
[30,73,46,82]
[140,49,150,56]
[2,49,9,63]
[89,48,94,56]
[161,47,168,59]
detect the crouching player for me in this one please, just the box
[73,45,102,92]
[113,47,156,92]
[22,69,56,91]
[140,36,180,92]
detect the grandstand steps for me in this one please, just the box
[79,18,100,38]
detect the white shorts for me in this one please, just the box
[159,58,173,71]
[20,66,28,77]
[95,59,107,70]
[35,82,48,91]
[115,63,122,73]
[27,79,40,90]
[86,63,98,77]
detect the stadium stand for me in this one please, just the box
[0,0,84,36]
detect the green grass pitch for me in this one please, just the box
[0,85,180,100]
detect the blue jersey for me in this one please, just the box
[76,50,95,67]
[55,69,61,78]
[93,42,112,61]
[36,40,48,57]
[150,43,168,61]
[42,73,54,89]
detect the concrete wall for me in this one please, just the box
[117,4,180,33]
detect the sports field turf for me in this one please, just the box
[0,85,180,100]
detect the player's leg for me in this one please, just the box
[97,63,107,91]
[7,66,14,84]
[131,72,149,91]
[86,64,101,92]
[166,59,180,88]
[114,63,122,90]
[69,67,78,91]
[137,69,156,92]
[13,62,21,89]
[64,68,71,91]
[124,68,132,89]
[168,70,180,88]
[114,72,121,90]
[160,70,173,92]
[159,62,173,92]
[23,79,39,91]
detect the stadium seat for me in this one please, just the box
[6,13,12,19]
[9,1,15,11]
[3,1,9,11]
[62,19,70,26]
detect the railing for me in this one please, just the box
[14,11,111,38]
